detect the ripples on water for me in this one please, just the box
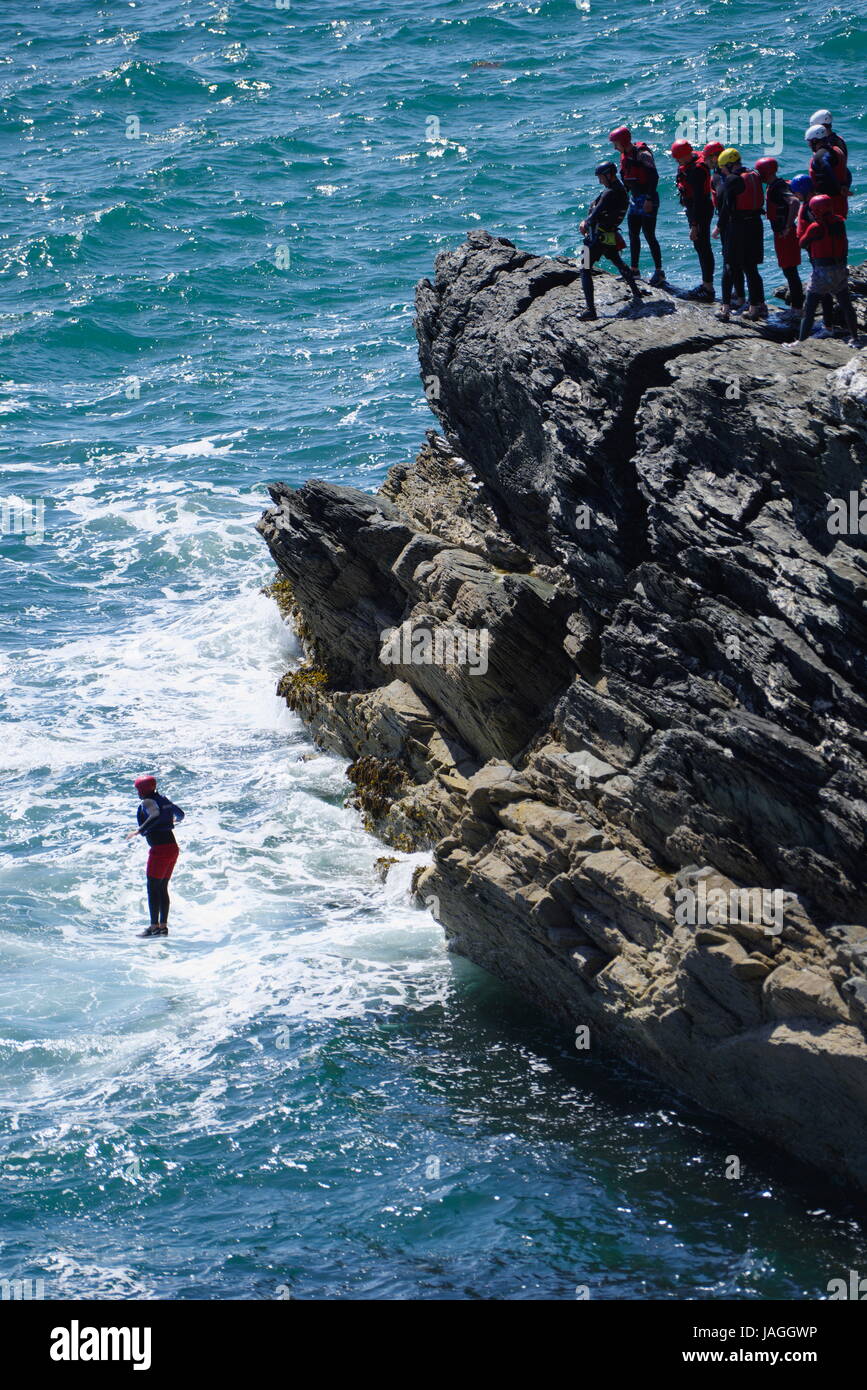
[0,0,865,1299]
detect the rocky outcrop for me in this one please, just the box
[258,231,867,1192]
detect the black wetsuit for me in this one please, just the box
[717,172,765,307]
[137,792,184,926]
[765,176,803,309]
[621,143,662,274]
[677,156,715,284]
[580,178,640,314]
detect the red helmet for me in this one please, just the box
[670,139,693,161]
[134,775,157,796]
[608,125,631,146]
[808,193,834,219]
[702,141,725,160]
[755,156,778,181]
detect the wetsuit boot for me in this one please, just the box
[579,267,597,320]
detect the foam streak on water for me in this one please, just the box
[0,0,866,1300]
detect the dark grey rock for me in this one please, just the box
[258,231,867,1193]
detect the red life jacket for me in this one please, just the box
[804,215,848,264]
[676,156,711,202]
[620,141,655,189]
[734,169,764,213]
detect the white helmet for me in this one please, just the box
[809,109,833,127]
[805,124,828,142]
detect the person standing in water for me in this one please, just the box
[126,775,185,937]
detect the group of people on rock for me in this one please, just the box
[577,109,859,346]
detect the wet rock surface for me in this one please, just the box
[258,231,867,1192]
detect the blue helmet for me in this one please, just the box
[790,174,814,197]
[595,160,617,177]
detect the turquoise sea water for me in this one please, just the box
[1,0,866,1301]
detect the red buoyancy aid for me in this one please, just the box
[620,141,655,188]
[734,169,764,213]
[801,215,848,263]
[676,156,711,202]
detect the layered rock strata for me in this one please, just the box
[258,232,867,1191]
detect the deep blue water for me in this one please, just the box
[1,0,866,1300]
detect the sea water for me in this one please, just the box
[1,0,866,1300]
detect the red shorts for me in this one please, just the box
[146,844,179,880]
[773,227,801,270]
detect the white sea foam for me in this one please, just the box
[0,486,445,1122]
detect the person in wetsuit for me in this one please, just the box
[608,126,666,286]
[808,109,847,161]
[795,195,859,346]
[715,147,767,322]
[703,141,726,209]
[791,174,836,332]
[670,138,715,300]
[705,142,746,310]
[127,774,185,937]
[577,161,645,321]
[806,122,851,219]
[756,157,804,312]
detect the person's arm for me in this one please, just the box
[126,798,163,841]
[783,190,799,233]
[685,164,708,225]
[716,176,737,237]
[583,191,605,234]
[638,151,659,194]
[798,220,819,251]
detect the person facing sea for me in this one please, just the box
[794,194,859,346]
[577,160,646,320]
[126,775,185,937]
[715,146,768,322]
[608,125,666,286]
[669,138,716,301]
[756,157,804,312]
